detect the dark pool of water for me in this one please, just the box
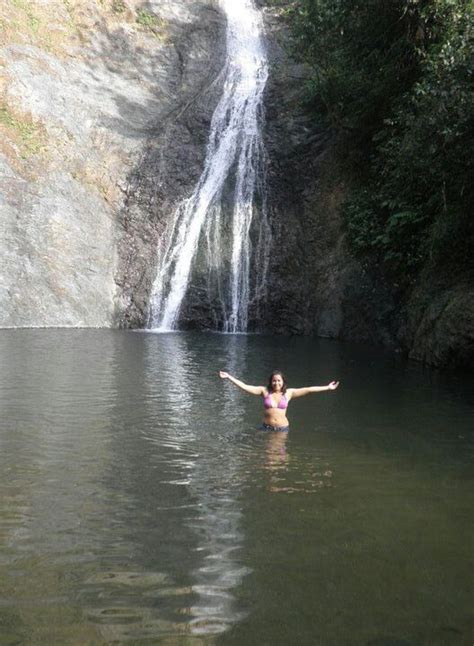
[0,330,472,645]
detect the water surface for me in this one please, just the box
[0,330,472,645]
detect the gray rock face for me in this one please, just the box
[0,160,116,326]
[0,0,225,327]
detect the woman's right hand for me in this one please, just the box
[219,371,230,379]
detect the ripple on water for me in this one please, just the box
[86,571,170,587]
[1,329,472,644]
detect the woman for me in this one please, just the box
[219,370,339,432]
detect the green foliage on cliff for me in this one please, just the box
[135,9,167,40]
[283,0,474,282]
[0,104,45,158]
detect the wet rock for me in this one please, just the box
[258,5,400,346]
[257,3,472,370]
[406,283,474,369]
[116,3,226,328]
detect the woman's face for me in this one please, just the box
[271,374,284,392]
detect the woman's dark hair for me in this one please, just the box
[267,370,287,394]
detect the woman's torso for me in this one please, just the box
[262,391,290,427]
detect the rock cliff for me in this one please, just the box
[1,0,471,369]
[258,3,473,370]
[260,5,400,344]
[0,0,224,327]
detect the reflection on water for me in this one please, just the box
[0,330,472,645]
[261,431,335,494]
[263,431,289,470]
[71,332,251,642]
[145,333,249,637]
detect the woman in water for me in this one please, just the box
[219,370,339,431]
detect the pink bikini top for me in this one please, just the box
[263,393,288,410]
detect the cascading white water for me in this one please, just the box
[147,0,270,333]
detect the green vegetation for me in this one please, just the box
[11,0,40,31]
[135,9,166,37]
[282,0,473,283]
[0,104,45,158]
[112,0,127,14]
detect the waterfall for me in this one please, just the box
[147,0,270,333]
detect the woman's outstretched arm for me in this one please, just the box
[219,371,265,396]
[288,381,339,399]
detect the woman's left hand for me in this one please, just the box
[327,381,339,390]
